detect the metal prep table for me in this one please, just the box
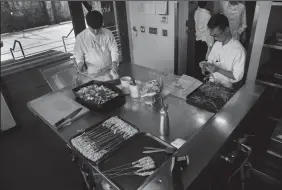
[27,60,265,189]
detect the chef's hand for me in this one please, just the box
[206,64,218,73]
[110,69,119,80]
[199,61,213,75]
[77,62,87,73]
[199,61,207,69]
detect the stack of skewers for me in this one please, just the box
[97,156,156,179]
[71,116,138,163]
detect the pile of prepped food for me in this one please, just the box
[76,84,119,105]
[186,81,234,112]
[140,80,162,96]
[71,116,138,163]
[140,80,162,106]
[199,82,233,102]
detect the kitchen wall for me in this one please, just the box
[127,1,177,74]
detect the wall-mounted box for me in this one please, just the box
[140,26,145,32]
[162,29,168,36]
[161,16,168,24]
[149,27,157,34]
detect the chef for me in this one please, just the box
[74,10,119,82]
[199,13,246,89]
[194,1,214,79]
[219,1,247,42]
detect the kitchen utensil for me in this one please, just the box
[98,132,175,190]
[142,147,175,154]
[144,147,164,150]
[160,104,169,136]
[54,107,83,127]
[140,92,157,98]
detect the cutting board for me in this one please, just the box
[28,92,89,128]
[1,92,16,130]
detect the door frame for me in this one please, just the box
[114,1,131,64]
[246,1,272,85]
[176,1,189,76]
[125,1,135,65]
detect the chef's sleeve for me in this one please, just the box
[232,49,246,82]
[74,36,84,64]
[108,32,119,63]
[238,5,247,34]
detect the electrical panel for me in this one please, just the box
[162,29,168,36]
[149,27,157,35]
[140,26,145,33]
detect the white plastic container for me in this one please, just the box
[129,84,140,98]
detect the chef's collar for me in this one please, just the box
[197,7,210,14]
[221,38,235,47]
[227,2,239,8]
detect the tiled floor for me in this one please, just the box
[0,66,85,190]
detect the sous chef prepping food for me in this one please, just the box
[73,10,119,82]
[199,13,246,89]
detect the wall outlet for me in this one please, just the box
[162,29,168,36]
[140,26,145,33]
[149,27,157,35]
[161,16,168,24]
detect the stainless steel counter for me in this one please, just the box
[28,60,265,189]
[37,61,214,144]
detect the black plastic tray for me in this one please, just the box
[98,132,176,190]
[72,80,125,112]
[69,116,139,166]
[186,83,235,113]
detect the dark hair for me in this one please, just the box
[198,1,208,8]
[86,10,103,29]
[207,13,229,31]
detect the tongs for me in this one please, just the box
[142,147,175,154]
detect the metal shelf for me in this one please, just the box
[256,79,282,89]
[267,150,282,159]
[263,43,282,50]
[272,1,282,6]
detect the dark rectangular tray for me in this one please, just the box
[69,116,139,166]
[72,80,125,112]
[186,83,235,113]
[98,132,176,190]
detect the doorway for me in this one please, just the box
[126,1,177,74]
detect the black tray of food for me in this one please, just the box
[98,132,176,190]
[70,116,139,165]
[72,80,125,111]
[186,82,235,113]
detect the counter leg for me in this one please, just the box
[67,145,97,190]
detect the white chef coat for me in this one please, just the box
[207,39,246,88]
[194,7,214,47]
[74,28,119,76]
[220,2,247,40]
